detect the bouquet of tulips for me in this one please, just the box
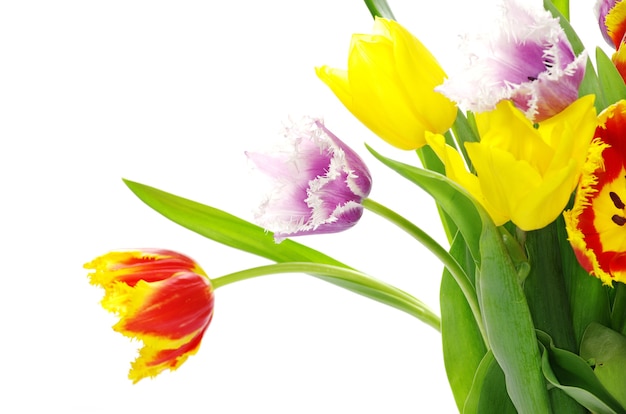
[85,0,626,412]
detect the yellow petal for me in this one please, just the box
[426,133,508,225]
[315,66,352,111]
[466,143,541,225]
[512,160,579,230]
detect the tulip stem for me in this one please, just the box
[361,198,488,345]
[212,262,441,331]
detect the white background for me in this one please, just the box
[0,1,607,413]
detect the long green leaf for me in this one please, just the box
[362,0,395,19]
[367,145,482,262]
[547,0,569,21]
[450,110,479,173]
[478,221,552,413]
[612,284,626,336]
[417,144,459,243]
[556,214,611,347]
[366,147,552,413]
[123,179,437,322]
[124,179,345,265]
[441,233,486,411]
[523,221,577,352]
[596,47,626,106]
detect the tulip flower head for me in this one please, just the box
[595,0,621,47]
[437,0,586,122]
[565,100,626,286]
[595,0,626,81]
[316,17,456,150]
[427,95,597,230]
[85,249,214,382]
[247,117,372,242]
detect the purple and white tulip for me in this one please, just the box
[437,0,586,122]
[247,117,372,242]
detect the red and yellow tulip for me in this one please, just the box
[565,100,626,285]
[84,249,214,382]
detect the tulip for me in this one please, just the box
[595,0,626,81]
[595,0,621,47]
[85,249,214,382]
[247,116,372,241]
[437,0,586,122]
[565,100,626,286]
[427,95,597,230]
[316,17,456,150]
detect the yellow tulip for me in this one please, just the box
[316,17,457,150]
[427,95,597,230]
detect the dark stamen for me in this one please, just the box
[612,215,626,226]
[527,76,537,81]
[610,191,625,209]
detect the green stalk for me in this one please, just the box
[523,221,584,413]
[212,261,441,331]
[550,0,569,21]
[361,198,487,344]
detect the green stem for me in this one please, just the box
[551,0,569,21]
[212,261,441,331]
[361,198,487,345]
[362,0,396,19]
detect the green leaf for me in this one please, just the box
[478,220,552,413]
[124,179,344,266]
[538,330,626,414]
[597,47,626,106]
[367,145,482,262]
[416,144,458,244]
[556,214,611,347]
[523,221,577,353]
[611,283,626,336]
[122,179,437,323]
[362,0,395,19]
[581,60,608,113]
[463,351,516,414]
[450,110,479,173]
[441,233,486,411]
[581,323,626,409]
[546,0,569,21]
[366,146,552,413]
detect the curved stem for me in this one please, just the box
[212,262,441,331]
[361,198,488,345]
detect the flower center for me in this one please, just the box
[610,189,626,226]
[593,169,626,252]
